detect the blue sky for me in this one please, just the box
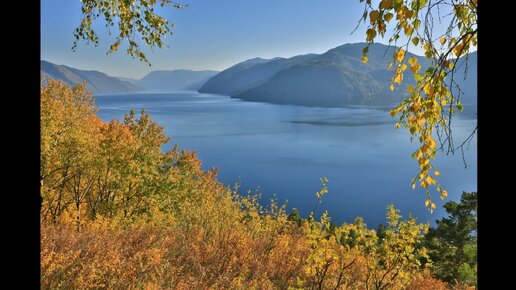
[41,0,432,79]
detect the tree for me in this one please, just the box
[287,208,302,226]
[73,0,188,64]
[424,191,477,285]
[357,0,477,209]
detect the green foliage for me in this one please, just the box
[73,0,188,64]
[424,191,477,285]
[288,207,302,226]
[357,0,477,209]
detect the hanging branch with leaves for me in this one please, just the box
[357,0,477,211]
[73,0,188,65]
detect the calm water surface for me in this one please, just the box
[95,91,477,227]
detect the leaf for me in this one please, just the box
[440,37,446,45]
[412,37,419,46]
[379,0,394,9]
[362,46,369,55]
[394,73,403,84]
[366,28,377,41]
[370,10,380,24]
[394,49,405,63]
[384,13,394,22]
[404,25,414,36]
[361,55,369,63]
[434,170,440,176]
[410,63,421,74]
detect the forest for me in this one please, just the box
[41,80,476,289]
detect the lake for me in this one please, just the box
[94,91,477,227]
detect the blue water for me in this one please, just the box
[94,91,477,227]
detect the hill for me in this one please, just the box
[200,43,476,108]
[133,69,219,91]
[41,60,142,94]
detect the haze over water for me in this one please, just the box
[95,91,477,227]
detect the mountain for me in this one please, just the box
[199,55,316,96]
[116,76,139,84]
[200,43,476,108]
[134,70,219,91]
[450,51,477,104]
[41,60,142,94]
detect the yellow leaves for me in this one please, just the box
[413,19,421,29]
[411,64,421,74]
[434,170,440,176]
[370,10,380,24]
[390,108,398,116]
[394,71,403,84]
[384,12,394,23]
[423,84,434,96]
[403,25,414,36]
[453,43,464,57]
[361,55,369,63]
[411,37,419,46]
[413,73,424,82]
[393,48,405,63]
[429,138,437,149]
[379,0,393,10]
[390,84,395,91]
[440,37,446,45]
[366,28,377,41]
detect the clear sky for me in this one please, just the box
[41,0,432,79]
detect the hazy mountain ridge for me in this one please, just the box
[41,61,142,94]
[41,60,219,93]
[200,43,476,108]
[132,69,219,91]
[198,54,317,96]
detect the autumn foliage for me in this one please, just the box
[41,80,465,289]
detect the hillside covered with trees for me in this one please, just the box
[41,80,476,289]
